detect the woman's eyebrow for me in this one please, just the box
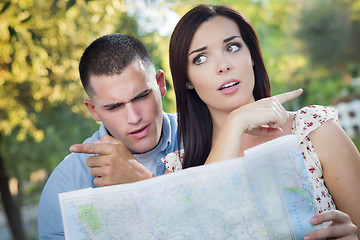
[188,46,207,57]
[223,35,241,43]
[188,36,241,57]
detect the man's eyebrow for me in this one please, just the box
[188,36,241,56]
[103,88,152,109]
[103,102,123,109]
[132,88,152,101]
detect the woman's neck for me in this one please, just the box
[210,109,230,143]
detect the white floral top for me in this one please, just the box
[291,105,337,213]
[161,105,337,214]
[161,149,184,172]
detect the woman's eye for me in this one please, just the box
[227,43,241,53]
[193,55,206,65]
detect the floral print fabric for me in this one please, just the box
[291,105,337,213]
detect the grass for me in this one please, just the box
[352,138,360,152]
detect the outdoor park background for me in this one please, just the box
[1,0,360,239]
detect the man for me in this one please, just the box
[38,34,179,239]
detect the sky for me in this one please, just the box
[125,0,180,36]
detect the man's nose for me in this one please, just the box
[125,103,142,124]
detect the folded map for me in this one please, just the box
[59,134,316,240]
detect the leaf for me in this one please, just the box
[8,26,17,39]
[0,1,11,14]
[66,0,76,11]
[21,15,32,23]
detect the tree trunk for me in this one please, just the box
[0,147,26,240]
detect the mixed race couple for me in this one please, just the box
[38,4,360,240]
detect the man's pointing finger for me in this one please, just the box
[69,142,110,155]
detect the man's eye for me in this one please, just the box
[192,55,206,65]
[106,106,116,111]
[227,43,241,53]
[107,105,121,111]
[134,91,150,101]
[139,93,149,99]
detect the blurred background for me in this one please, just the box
[0,0,359,239]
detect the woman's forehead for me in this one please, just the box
[189,16,242,51]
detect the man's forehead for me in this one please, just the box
[89,61,156,104]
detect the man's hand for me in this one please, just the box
[69,135,153,186]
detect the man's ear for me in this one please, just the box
[156,69,166,97]
[84,99,101,121]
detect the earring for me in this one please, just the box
[186,82,193,90]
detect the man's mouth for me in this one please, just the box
[130,126,147,134]
[129,124,151,139]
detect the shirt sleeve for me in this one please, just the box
[38,167,69,239]
[38,152,95,239]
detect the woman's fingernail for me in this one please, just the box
[303,235,310,240]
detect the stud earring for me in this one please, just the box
[186,82,193,90]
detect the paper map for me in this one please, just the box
[59,134,316,239]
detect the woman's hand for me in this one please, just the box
[231,88,303,136]
[303,210,358,240]
[205,89,303,164]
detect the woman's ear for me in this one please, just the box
[185,81,194,90]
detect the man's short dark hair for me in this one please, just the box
[79,33,153,96]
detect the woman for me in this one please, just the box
[164,4,360,239]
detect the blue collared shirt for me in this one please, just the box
[38,112,178,239]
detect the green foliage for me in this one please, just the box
[1,103,98,179]
[353,138,360,152]
[0,0,110,180]
[294,0,360,77]
[303,75,347,106]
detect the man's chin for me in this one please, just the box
[130,142,158,155]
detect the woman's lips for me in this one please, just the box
[218,80,240,95]
[129,124,150,139]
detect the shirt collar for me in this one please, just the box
[158,111,172,152]
[99,123,110,137]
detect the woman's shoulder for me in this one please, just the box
[291,105,338,141]
[294,105,337,120]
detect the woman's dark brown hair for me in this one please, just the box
[169,4,271,168]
